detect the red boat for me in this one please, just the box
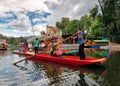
[13,51,107,66]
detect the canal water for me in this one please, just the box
[0,48,120,86]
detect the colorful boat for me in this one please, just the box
[85,37,108,49]
[0,39,8,50]
[13,51,107,66]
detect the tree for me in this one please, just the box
[79,15,92,37]
[90,16,104,37]
[66,19,80,34]
[98,0,120,43]
[90,5,99,21]
[56,18,80,35]
[56,17,70,34]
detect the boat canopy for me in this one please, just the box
[27,35,46,42]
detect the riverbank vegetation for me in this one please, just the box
[56,0,120,43]
[0,34,26,44]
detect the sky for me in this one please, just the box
[0,0,99,37]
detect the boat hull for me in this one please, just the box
[13,51,107,66]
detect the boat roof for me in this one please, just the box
[27,35,46,42]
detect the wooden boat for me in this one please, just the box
[13,50,107,66]
[84,37,109,49]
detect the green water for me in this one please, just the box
[0,48,120,86]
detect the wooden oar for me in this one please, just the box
[13,49,48,65]
[13,56,32,65]
[13,33,78,65]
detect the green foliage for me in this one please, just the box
[56,17,70,34]
[90,5,98,20]
[79,15,92,36]
[90,17,104,37]
[61,17,70,27]
[56,0,119,43]
[0,34,26,44]
[98,0,120,43]
[56,17,80,34]
[7,37,25,44]
[0,34,7,39]
[104,51,120,86]
[66,19,79,34]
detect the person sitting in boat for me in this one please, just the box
[51,38,63,57]
[53,49,63,57]
[39,41,45,50]
[28,41,33,52]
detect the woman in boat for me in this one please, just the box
[33,38,39,55]
[73,28,85,60]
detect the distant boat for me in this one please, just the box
[0,39,8,50]
[85,37,108,48]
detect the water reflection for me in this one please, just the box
[0,50,8,56]
[0,48,120,86]
[13,57,107,86]
[103,51,120,86]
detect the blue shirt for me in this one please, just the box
[78,31,84,45]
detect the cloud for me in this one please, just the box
[0,28,32,37]
[0,24,8,28]
[8,12,31,30]
[0,0,99,37]
[0,0,49,12]
[0,0,51,37]
[45,0,99,26]
[0,12,16,24]
[33,24,47,35]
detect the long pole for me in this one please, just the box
[30,15,34,36]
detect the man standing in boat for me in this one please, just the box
[73,28,85,60]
